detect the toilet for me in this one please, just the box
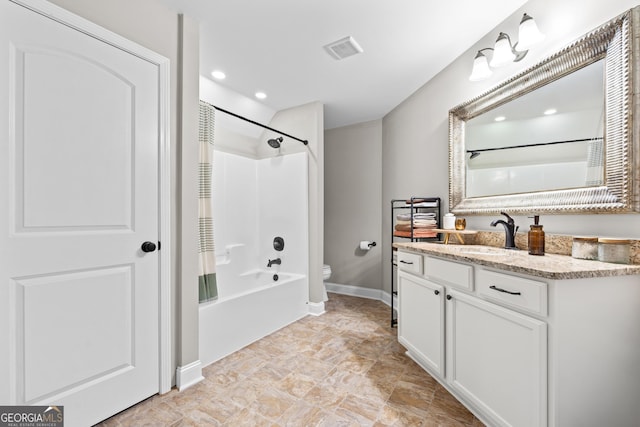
[322,264,331,301]
[322,264,332,281]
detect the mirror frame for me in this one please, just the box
[449,7,640,215]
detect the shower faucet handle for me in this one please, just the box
[273,236,285,251]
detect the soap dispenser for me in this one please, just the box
[528,215,545,256]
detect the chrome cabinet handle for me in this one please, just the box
[489,285,521,295]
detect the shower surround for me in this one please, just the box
[199,150,309,366]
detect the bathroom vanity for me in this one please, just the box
[394,242,640,427]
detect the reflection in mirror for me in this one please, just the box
[449,7,640,215]
[465,61,605,198]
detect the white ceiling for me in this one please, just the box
[156,0,528,130]
[469,60,605,126]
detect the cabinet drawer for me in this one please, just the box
[425,256,473,291]
[397,251,423,275]
[477,269,548,316]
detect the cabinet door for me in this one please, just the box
[398,270,445,376]
[446,290,547,427]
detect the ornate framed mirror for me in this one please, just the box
[449,7,640,215]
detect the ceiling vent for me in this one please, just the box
[324,36,364,60]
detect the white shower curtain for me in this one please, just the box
[198,101,218,302]
[585,138,604,186]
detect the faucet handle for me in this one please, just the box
[500,212,514,223]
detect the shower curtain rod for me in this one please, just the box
[466,136,602,157]
[208,103,309,145]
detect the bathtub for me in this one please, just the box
[199,270,309,366]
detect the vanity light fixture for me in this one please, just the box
[490,32,520,67]
[469,13,545,81]
[518,13,546,50]
[469,50,493,81]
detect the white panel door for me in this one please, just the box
[0,2,162,426]
[397,271,445,376]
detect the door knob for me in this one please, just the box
[141,241,157,253]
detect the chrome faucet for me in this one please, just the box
[267,258,281,267]
[490,212,519,249]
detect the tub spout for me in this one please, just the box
[267,258,281,267]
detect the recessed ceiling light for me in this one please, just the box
[255,92,267,100]
[494,116,506,122]
[211,70,226,80]
[544,108,557,115]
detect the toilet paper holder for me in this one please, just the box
[359,241,377,250]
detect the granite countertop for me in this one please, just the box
[393,242,640,280]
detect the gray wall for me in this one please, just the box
[324,0,640,296]
[381,0,640,294]
[325,120,383,290]
[48,0,200,382]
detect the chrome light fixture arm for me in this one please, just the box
[497,32,528,62]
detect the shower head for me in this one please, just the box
[267,136,283,149]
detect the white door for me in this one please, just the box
[446,290,547,427]
[0,2,164,426]
[397,270,445,376]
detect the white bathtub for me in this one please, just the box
[199,270,309,366]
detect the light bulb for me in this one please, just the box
[469,51,492,81]
[518,13,545,51]
[490,33,516,67]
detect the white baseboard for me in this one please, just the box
[325,282,395,309]
[176,360,204,391]
[308,301,326,316]
[380,289,394,309]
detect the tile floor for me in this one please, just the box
[98,293,483,426]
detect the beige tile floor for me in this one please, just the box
[98,293,483,426]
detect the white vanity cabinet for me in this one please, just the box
[398,252,546,426]
[395,247,640,427]
[446,289,546,427]
[397,270,445,376]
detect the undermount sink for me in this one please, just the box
[445,245,518,256]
